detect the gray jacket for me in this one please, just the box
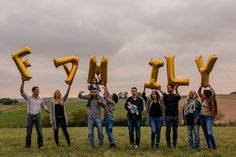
[104,91,116,118]
[50,87,70,130]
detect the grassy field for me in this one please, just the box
[0,127,236,157]
[0,99,128,128]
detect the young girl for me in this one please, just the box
[198,83,217,150]
[50,85,71,146]
[88,75,102,92]
[87,75,102,107]
[142,85,164,148]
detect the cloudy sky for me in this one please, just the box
[0,0,235,98]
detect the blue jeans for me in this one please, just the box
[186,125,200,149]
[200,115,216,149]
[105,116,115,144]
[127,117,141,146]
[150,117,163,145]
[88,118,104,147]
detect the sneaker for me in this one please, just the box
[109,143,117,149]
[135,145,139,149]
[38,146,44,150]
[130,144,133,148]
[24,146,31,150]
[89,145,96,149]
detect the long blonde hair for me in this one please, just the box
[53,90,64,105]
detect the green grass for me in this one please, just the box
[0,99,128,128]
[0,127,235,157]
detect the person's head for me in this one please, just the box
[167,84,175,94]
[131,87,137,97]
[91,89,99,97]
[188,90,198,99]
[151,90,160,100]
[111,93,118,103]
[32,86,39,97]
[54,90,62,100]
[203,89,212,99]
[91,77,98,84]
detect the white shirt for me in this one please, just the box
[21,92,48,115]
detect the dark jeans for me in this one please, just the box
[165,116,178,147]
[127,117,141,146]
[200,115,216,149]
[105,116,115,144]
[54,117,70,145]
[25,114,43,148]
[150,117,163,145]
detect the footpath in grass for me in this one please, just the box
[0,127,235,157]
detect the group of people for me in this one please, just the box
[19,76,218,151]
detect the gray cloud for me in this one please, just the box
[0,0,236,98]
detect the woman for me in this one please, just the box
[198,83,217,150]
[182,90,201,151]
[142,85,164,148]
[50,85,71,146]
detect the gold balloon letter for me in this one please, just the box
[165,56,189,86]
[11,47,32,81]
[195,54,218,87]
[87,56,109,86]
[145,59,164,89]
[54,56,80,85]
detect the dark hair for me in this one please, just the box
[131,87,137,90]
[167,84,175,89]
[203,90,212,99]
[112,93,118,103]
[91,77,98,83]
[151,90,160,100]
[32,86,39,92]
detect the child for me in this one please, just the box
[88,75,102,92]
[103,86,119,148]
[127,102,139,115]
[87,75,102,107]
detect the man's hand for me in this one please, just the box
[78,91,84,97]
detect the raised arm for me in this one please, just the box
[63,85,71,102]
[103,86,114,104]
[198,86,204,100]
[158,86,165,95]
[20,79,29,101]
[175,85,180,96]
[78,91,90,100]
[20,80,25,94]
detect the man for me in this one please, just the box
[78,87,106,149]
[20,79,50,149]
[159,84,181,148]
[125,87,144,148]
[103,86,118,149]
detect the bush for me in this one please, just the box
[68,109,88,127]
[0,98,13,105]
[42,115,51,128]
